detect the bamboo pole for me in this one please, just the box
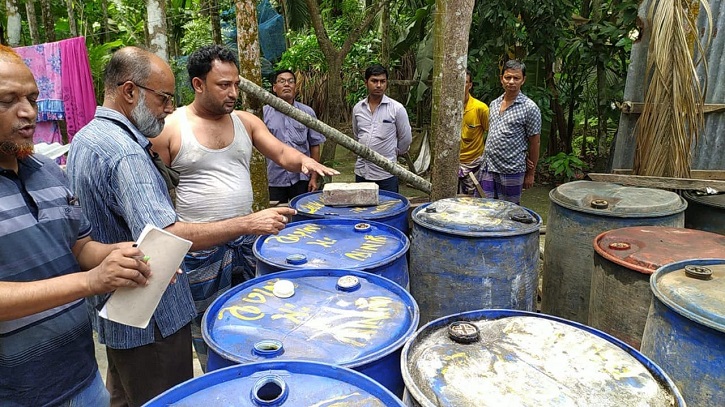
[238,75,433,194]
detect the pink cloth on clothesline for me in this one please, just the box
[60,37,98,140]
[15,41,64,145]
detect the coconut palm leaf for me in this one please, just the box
[633,0,712,178]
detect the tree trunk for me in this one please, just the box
[210,0,222,45]
[319,55,343,171]
[40,0,55,42]
[304,0,386,127]
[6,0,22,46]
[147,0,168,61]
[25,0,41,44]
[429,0,474,200]
[595,62,607,155]
[235,0,269,211]
[237,75,432,193]
[101,0,110,42]
[66,0,78,37]
[544,53,569,153]
[380,0,390,67]
[591,0,605,156]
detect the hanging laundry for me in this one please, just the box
[15,41,64,145]
[14,37,98,161]
[60,37,97,141]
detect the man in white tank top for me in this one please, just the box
[152,45,338,371]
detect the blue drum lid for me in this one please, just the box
[651,259,725,333]
[253,219,409,270]
[203,269,419,368]
[403,310,680,407]
[412,197,541,236]
[550,180,686,216]
[145,360,405,406]
[290,190,409,219]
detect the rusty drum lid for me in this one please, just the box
[594,226,725,274]
[550,181,686,217]
[651,259,725,334]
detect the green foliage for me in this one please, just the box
[276,19,382,107]
[277,30,326,72]
[179,17,215,55]
[544,152,588,181]
[87,39,126,103]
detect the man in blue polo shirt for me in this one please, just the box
[0,45,150,407]
[264,69,326,203]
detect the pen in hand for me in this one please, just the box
[131,243,151,263]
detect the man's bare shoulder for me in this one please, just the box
[155,107,186,148]
[232,109,266,130]
[231,109,254,122]
[160,107,186,133]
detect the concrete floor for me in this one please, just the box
[93,332,205,384]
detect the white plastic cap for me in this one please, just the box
[273,280,295,298]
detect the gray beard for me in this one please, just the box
[130,92,164,138]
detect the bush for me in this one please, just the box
[543,152,588,183]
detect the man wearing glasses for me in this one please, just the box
[68,46,333,405]
[263,69,325,203]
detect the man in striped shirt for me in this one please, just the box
[0,45,150,407]
[68,47,321,406]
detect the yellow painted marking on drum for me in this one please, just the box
[265,224,322,243]
[217,305,264,321]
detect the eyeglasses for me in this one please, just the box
[117,81,175,107]
[275,78,296,85]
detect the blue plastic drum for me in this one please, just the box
[202,268,420,397]
[254,219,410,288]
[409,197,541,324]
[641,258,725,406]
[144,360,406,406]
[402,309,684,406]
[290,190,410,234]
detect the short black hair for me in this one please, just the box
[272,69,295,84]
[466,68,472,82]
[187,45,238,86]
[364,64,388,81]
[502,59,526,77]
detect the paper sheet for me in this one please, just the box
[99,224,192,328]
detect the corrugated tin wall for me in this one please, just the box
[612,0,725,171]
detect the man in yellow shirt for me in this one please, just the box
[459,69,489,194]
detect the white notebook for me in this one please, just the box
[99,224,192,328]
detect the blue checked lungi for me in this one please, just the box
[185,234,257,371]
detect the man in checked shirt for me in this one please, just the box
[477,59,541,205]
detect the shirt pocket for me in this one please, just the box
[377,119,397,138]
[289,122,309,145]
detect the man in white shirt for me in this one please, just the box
[351,64,412,193]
